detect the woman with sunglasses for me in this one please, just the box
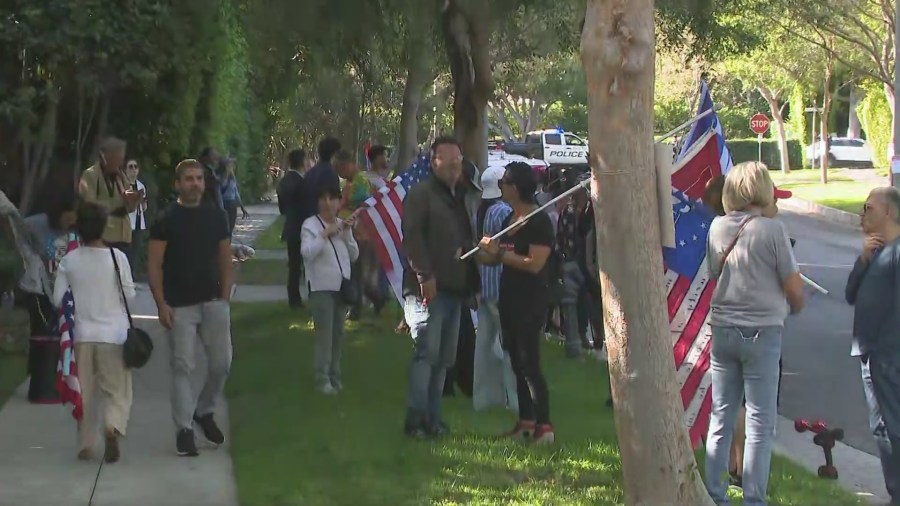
[477,161,555,445]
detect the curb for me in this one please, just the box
[778,197,861,229]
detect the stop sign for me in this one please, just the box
[750,113,770,135]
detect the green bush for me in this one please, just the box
[729,138,803,170]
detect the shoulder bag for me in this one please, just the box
[110,248,153,368]
[718,216,756,272]
[316,218,360,306]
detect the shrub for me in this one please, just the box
[728,138,803,170]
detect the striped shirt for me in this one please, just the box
[479,201,512,301]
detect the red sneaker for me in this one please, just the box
[503,420,536,440]
[533,424,555,445]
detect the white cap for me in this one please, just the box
[480,165,505,199]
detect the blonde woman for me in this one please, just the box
[703,162,805,506]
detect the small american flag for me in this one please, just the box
[665,80,733,447]
[360,155,432,303]
[56,289,83,421]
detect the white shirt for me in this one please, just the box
[52,246,136,345]
[128,180,147,230]
[300,215,359,292]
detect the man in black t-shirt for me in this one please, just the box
[148,158,233,458]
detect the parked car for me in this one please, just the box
[804,137,873,168]
[503,129,589,168]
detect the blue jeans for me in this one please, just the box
[864,353,900,504]
[705,325,782,506]
[561,260,585,357]
[404,293,462,427]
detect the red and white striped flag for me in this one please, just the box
[56,289,82,421]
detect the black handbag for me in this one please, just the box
[316,218,361,306]
[110,248,153,368]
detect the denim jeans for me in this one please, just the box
[404,293,462,428]
[560,260,585,357]
[473,298,517,412]
[705,325,782,506]
[864,353,900,504]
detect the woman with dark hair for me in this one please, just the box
[477,161,556,444]
[20,193,79,403]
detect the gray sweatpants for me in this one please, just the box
[168,300,233,431]
[308,291,346,389]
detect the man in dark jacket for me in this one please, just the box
[277,148,312,308]
[199,147,224,211]
[402,136,480,439]
[305,137,342,199]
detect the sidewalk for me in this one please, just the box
[0,203,279,506]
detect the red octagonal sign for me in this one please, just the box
[750,113,770,135]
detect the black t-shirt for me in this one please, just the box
[150,203,229,307]
[498,210,554,302]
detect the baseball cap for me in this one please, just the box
[774,186,792,199]
[481,165,505,199]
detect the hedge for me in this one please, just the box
[729,138,803,171]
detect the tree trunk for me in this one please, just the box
[19,98,59,214]
[396,35,432,172]
[885,83,895,160]
[442,0,493,171]
[581,2,715,505]
[848,85,863,138]
[759,87,790,173]
[820,45,834,184]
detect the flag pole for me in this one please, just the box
[460,178,591,260]
[656,108,714,144]
[800,273,829,294]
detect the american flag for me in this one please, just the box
[665,81,733,447]
[360,155,433,302]
[56,289,83,421]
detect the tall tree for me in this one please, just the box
[581,0,715,504]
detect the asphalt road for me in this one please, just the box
[775,209,873,454]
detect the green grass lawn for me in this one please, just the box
[227,303,864,506]
[253,215,285,250]
[771,169,873,214]
[236,258,287,285]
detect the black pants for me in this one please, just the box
[24,292,60,403]
[499,296,551,425]
[224,200,238,235]
[286,237,303,308]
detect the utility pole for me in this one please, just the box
[893,0,900,187]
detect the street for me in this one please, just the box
[776,209,873,454]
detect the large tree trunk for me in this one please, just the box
[759,87,790,173]
[442,0,493,171]
[396,21,434,172]
[581,2,715,505]
[885,83,896,160]
[19,98,60,214]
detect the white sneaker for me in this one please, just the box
[318,384,337,395]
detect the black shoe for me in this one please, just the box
[729,471,742,489]
[404,423,429,440]
[605,398,614,408]
[426,421,450,438]
[193,413,225,445]
[176,429,199,457]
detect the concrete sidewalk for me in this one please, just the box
[0,204,279,506]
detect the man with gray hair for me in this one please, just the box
[846,186,900,505]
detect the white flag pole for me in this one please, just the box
[656,108,714,143]
[459,179,591,260]
[800,273,829,294]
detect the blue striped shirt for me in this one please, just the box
[479,201,512,301]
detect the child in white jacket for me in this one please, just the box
[301,186,359,394]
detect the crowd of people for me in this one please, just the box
[2,128,899,506]
[4,138,244,462]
